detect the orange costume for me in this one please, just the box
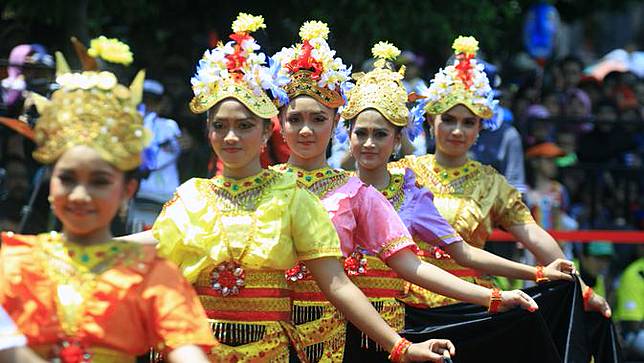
[0,232,216,362]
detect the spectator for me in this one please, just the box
[614,244,644,360]
[128,80,182,232]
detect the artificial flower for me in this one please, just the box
[87,36,133,65]
[231,13,266,34]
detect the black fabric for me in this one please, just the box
[400,280,622,363]
[343,321,390,362]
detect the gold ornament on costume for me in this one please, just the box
[341,41,409,127]
[421,35,495,119]
[32,54,150,171]
[272,20,352,108]
[189,12,280,118]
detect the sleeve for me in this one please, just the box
[141,258,218,353]
[493,174,536,229]
[0,306,26,351]
[354,187,417,261]
[152,180,212,283]
[290,188,342,261]
[409,189,463,247]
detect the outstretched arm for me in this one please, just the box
[508,223,612,318]
[306,256,455,363]
[444,241,574,281]
[388,249,538,312]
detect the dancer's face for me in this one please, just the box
[280,96,337,162]
[50,145,136,238]
[350,109,400,171]
[208,99,270,174]
[430,105,481,158]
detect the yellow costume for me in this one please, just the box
[391,154,535,307]
[158,13,345,361]
[154,170,342,362]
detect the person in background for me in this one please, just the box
[614,244,644,360]
[472,60,527,194]
[524,142,578,261]
[575,242,615,300]
[128,79,182,232]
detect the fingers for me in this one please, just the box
[429,339,456,355]
[514,290,538,311]
[555,270,574,281]
[602,300,612,318]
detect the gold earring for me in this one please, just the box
[47,195,54,203]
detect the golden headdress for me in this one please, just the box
[271,20,353,108]
[341,41,409,127]
[32,46,150,171]
[420,36,496,119]
[189,13,282,118]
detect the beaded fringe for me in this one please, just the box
[292,304,324,325]
[361,300,386,351]
[303,331,346,363]
[210,321,267,346]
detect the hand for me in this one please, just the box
[543,258,576,281]
[498,289,538,312]
[585,291,612,318]
[404,339,456,363]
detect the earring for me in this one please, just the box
[392,144,402,159]
[47,195,54,203]
[474,134,480,145]
[429,127,435,139]
[119,200,129,220]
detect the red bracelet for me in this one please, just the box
[488,288,503,313]
[583,286,594,309]
[388,338,412,363]
[535,265,549,283]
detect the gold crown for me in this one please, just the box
[32,54,150,171]
[189,77,278,118]
[341,42,409,126]
[424,88,493,119]
[423,35,494,119]
[283,70,345,108]
[188,13,278,118]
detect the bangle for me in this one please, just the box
[388,338,412,363]
[535,265,549,283]
[583,286,594,309]
[488,288,503,313]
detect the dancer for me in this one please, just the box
[152,13,455,362]
[0,56,216,362]
[345,41,573,294]
[390,35,610,316]
[272,24,540,362]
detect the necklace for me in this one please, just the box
[207,171,275,296]
[276,164,349,199]
[39,232,139,363]
[378,171,405,212]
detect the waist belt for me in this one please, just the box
[195,268,291,321]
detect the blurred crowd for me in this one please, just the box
[1,40,643,359]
